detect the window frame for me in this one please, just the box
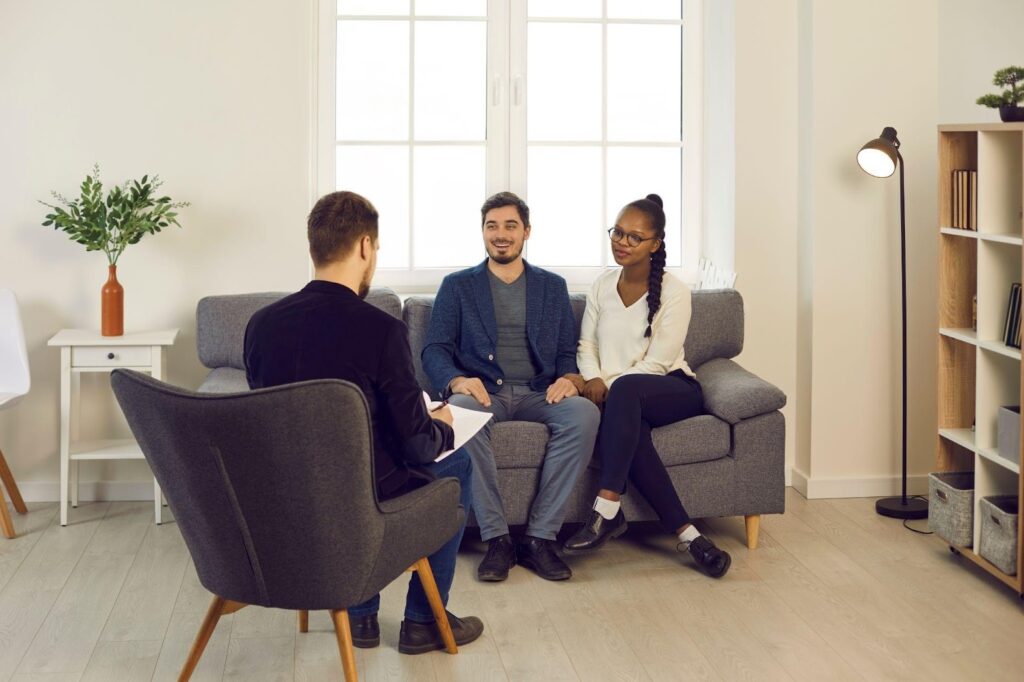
[314,0,703,292]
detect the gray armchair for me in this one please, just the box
[110,370,465,681]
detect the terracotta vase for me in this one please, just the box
[101,264,124,336]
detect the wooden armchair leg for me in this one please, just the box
[178,596,246,682]
[410,557,457,654]
[744,514,760,550]
[330,609,359,682]
[0,447,26,514]
[298,610,309,633]
[0,485,14,539]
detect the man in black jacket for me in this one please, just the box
[244,191,482,655]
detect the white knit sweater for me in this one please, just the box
[576,268,694,385]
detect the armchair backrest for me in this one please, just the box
[111,370,386,610]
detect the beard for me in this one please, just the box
[486,240,524,265]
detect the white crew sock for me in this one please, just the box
[678,525,701,549]
[593,496,620,520]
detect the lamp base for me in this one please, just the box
[875,496,928,520]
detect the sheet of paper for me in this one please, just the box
[423,392,492,462]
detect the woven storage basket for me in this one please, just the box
[979,495,1018,576]
[928,471,974,548]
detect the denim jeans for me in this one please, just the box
[449,384,600,541]
[348,448,473,623]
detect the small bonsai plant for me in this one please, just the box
[40,164,189,265]
[976,66,1024,121]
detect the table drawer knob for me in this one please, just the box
[107,352,115,360]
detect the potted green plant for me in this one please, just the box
[40,164,189,336]
[976,66,1024,122]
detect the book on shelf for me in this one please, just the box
[1004,283,1021,348]
[950,169,978,230]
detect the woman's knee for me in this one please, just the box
[606,374,645,406]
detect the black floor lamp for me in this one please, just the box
[857,126,929,520]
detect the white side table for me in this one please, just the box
[47,329,178,526]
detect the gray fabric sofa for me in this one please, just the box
[195,287,786,548]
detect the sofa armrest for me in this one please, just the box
[696,358,786,424]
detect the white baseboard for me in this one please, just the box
[18,480,158,503]
[792,471,930,500]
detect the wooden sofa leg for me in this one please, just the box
[298,610,309,633]
[744,515,760,549]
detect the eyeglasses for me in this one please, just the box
[607,227,658,248]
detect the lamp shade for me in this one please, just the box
[857,126,900,178]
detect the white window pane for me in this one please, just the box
[338,0,409,15]
[337,21,409,140]
[413,146,487,267]
[417,0,485,16]
[606,147,682,267]
[607,24,681,142]
[526,146,603,267]
[414,22,486,141]
[607,0,681,20]
[528,0,601,18]
[336,145,410,268]
[527,23,602,141]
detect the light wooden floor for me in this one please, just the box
[0,488,1021,682]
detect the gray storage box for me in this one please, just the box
[997,406,1021,465]
[979,495,1019,576]
[928,471,975,547]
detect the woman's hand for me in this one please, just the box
[582,377,609,407]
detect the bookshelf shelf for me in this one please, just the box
[937,124,1023,596]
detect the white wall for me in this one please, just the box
[0,0,313,496]
[938,0,1024,123]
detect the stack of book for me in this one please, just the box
[951,169,978,230]
[1003,283,1022,349]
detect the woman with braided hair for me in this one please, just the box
[562,194,731,578]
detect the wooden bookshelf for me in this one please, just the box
[937,123,1024,596]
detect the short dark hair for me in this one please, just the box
[307,191,378,267]
[480,191,530,227]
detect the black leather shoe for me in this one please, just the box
[398,610,484,655]
[350,612,380,648]
[478,534,516,582]
[517,536,572,581]
[562,510,627,554]
[687,535,731,578]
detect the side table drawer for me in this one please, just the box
[72,346,152,367]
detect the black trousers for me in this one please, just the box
[596,371,704,532]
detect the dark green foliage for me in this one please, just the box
[976,66,1024,108]
[40,164,190,265]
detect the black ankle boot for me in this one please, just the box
[477,534,516,582]
[562,510,627,554]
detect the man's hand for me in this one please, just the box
[449,376,492,407]
[430,404,454,427]
[546,377,579,404]
[582,377,608,407]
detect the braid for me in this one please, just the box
[645,241,666,338]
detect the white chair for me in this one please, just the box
[0,289,29,538]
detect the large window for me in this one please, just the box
[317,0,702,289]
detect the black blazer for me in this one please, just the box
[243,280,454,499]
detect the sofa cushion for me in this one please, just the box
[196,287,402,370]
[684,289,743,369]
[197,367,249,394]
[402,296,437,396]
[491,413,730,470]
[697,357,787,424]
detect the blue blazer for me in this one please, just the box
[422,260,579,396]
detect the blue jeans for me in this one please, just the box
[449,385,600,541]
[349,448,473,623]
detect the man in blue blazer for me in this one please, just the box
[422,192,600,582]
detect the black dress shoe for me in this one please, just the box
[350,612,380,648]
[478,534,516,582]
[562,510,627,554]
[517,536,572,581]
[687,535,732,578]
[398,610,484,655]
